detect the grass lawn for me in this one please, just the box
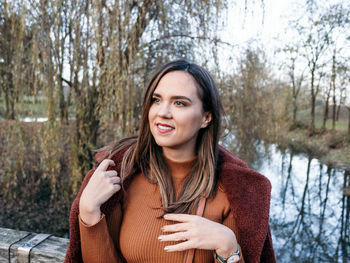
[296,105,349,131]
[0,95,75,120]
[0,95,49,119]
[280,105,350,170]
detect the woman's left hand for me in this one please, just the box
[158,213,238,259]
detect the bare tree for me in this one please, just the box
[41,0,227,179]
[283,46,305,125]
[222,48,275,164]
[0,1,28,120]
[294,2,348,134]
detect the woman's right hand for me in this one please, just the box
[79,159,121,225]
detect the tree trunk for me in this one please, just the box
[310,67,316,134]
[331,53,336,131]
[4,86,15,120]
[58,64,67,124]
[292,95,297,124]
[332,100,336,130]
[76,2,100,179]
[3,47,16,120]
[323,93,330,130]
[311,90,316,133]
[347,107,350,136]
[322,79,332,130]
[41,1,56,124]
[336,103,341,121]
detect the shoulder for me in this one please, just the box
[94,146,128,165]
[217,145,271,193]
[218,145,248,168]
[94,136,137,166]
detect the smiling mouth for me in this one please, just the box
[156,123,174,133]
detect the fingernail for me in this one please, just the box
[164,247,169,251]
[158,236,162,240]
[161,227,165,231]
[163,214,168,219]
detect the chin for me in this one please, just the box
[153,139,173,148]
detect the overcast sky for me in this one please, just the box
[216,0,300,74]
[218,0,348,75]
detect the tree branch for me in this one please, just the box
[139,33,235,50]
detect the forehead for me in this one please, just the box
[154,71,200,97]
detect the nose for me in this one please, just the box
[157,102,172,118]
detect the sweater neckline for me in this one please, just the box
[163,155,196,181]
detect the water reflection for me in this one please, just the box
[246,144,349,262]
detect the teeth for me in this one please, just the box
[158,124,173,130]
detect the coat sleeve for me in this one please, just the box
[65,148,127,263]
[65,168,96,263]
[260,225,276,263]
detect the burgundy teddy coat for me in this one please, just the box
[64,145,276,263]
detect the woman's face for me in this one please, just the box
[148,71,211,160]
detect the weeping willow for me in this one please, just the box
[0,0,228,235]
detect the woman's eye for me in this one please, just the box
[174,101,186,106]
[151,97,160,103]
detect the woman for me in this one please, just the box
[65,60,276,263]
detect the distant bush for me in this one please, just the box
[0,120,122,237]
[0,121,74,237]
[288,121,309,131]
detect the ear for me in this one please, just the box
[201,112,212,128]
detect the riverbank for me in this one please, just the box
[276,124,350,171]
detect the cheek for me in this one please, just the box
[179,111,205,131]
[148,106,155,123]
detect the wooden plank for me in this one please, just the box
[0,228,30,262]
[0,227,68,263]
[28,235,69,262]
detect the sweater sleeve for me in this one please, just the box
[79,213,123,263]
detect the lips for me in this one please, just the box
[156,122,174,133]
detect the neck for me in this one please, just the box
[162,148,196,162]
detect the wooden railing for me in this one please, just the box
[0,227,68,262]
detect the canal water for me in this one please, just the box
[245,143,350,262]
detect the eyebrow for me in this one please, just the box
[152,93,192,103]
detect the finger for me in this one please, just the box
[163,213,197,222]
[110,176,121,184]
[161,222,189,232]
[104,170,118,177]
[158,232,188,242]
[112,184,121,192]
[97,159,115,172]
[164,240,194,252]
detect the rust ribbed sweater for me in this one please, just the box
[79,157,244,263]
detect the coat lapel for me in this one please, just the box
[218,146,271,262]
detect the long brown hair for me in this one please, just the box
[101,59,223,214]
